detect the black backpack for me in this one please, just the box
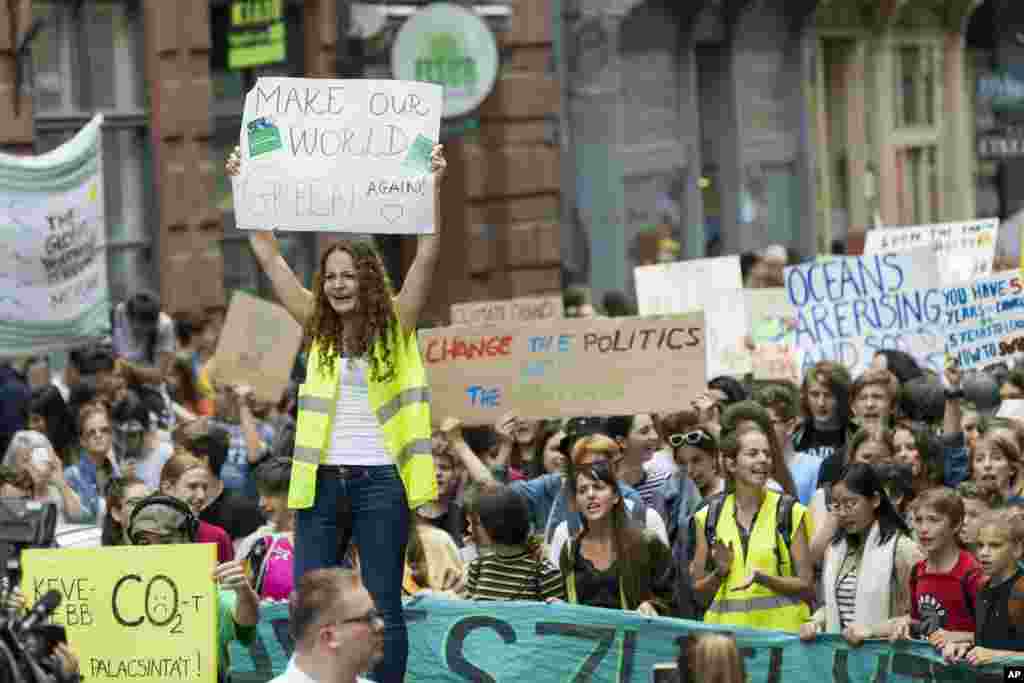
[697,492,799,577]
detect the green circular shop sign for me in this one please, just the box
[391,2,499,119]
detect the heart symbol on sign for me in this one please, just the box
[381,205,404,224]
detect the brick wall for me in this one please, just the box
[0,0,33,153]
[423,0,563,324]
[145,0,224,314]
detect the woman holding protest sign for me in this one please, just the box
[226,142,446,683]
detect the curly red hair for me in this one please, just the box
[308,240,397,382]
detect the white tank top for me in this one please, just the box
[326,359,392,466]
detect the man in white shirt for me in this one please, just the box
[272,569,383,683]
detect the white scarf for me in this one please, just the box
[822,521,898,633]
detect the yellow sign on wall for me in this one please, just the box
[22,544,218,683]
[229,0,286,70]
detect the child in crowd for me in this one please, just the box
[463,485,564,602]
[957,481,1004,554]
[887,488,982,648]
[943,509,1024,665]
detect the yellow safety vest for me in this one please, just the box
[288,319,437,510]
[696,491,809,632]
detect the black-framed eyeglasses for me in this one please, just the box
[339,608,383,627]
[668,430,715,450]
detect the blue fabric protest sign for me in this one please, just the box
[228,597,1020,682]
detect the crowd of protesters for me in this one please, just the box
[0,151,1023,683]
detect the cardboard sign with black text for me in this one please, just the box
[419,314,706,424]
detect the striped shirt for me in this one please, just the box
[466,547,565,602]
[633,470,672,506]
[836,569,858,629]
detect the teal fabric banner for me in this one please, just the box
[229,597,1023,682]
[0,114,109,357]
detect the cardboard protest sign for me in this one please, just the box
[419,314,706,424]
[785,248,945,376]
[634,256,749,378]
[450,295,563,326]
[22,544,218,683]
[944,270,1024,369]
[231,78,443,233]
[210,291,304,403]
[863,218,998,285]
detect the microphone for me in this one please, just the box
[18,590,61,633]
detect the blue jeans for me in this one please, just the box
[294,465,410,682]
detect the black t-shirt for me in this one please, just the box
[201,487,265,541]
[794,420,846,463]
[976,569,1024,651]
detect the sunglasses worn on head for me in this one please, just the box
[668,430,714,450]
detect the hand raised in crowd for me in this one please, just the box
[1,584,26,613]
[841,624,872,647]
[928,628,973,650]
[226,146,279,252]
[54,643,80,678]
[942,641,972,662]
[231,384,254,408]
[636,601,658,617]
[944,356,961,389]
[226,146,242,178]
[709,540,734,578]
[213,560,254,595]
[494,413,517,445]
[429,144,447,182]
[964,646,1004,666]
[799,622,820,642]
[692,392,720,425]
[732,569,763,592]
[440,417,464,450]
[888,615,913,642]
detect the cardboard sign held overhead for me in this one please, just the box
[450,295,564,326]
[211,291,303,403]
[231,78,443,234]
[419,314,706,425]
[863,218,999,285]
[634,256,749,379]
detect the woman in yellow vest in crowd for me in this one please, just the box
[227,144,446,683]
[691,423,813,632]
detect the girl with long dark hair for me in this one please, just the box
[559,438,674,616]
[801,463,922,646]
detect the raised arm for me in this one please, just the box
[226,147,314,327]
[395,145,447,333]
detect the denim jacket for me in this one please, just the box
[64,451,120,522]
